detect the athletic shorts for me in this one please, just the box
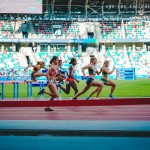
[100,78,108,85]
[86,77,94,85]
[66,77,74,83]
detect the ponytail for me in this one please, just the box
[69,58,76,64]
[49,56,58,65]
[36,61,41,65]
[37,61,45,65]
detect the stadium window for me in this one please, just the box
[40,44,48,52]
[71,44,78,52]
[57,45,65,52]
[50,45,54,52]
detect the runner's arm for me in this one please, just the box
[82,64,92,78]
[103,67,115,75]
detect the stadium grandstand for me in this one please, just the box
[0,0,150,81]
[1,1,150,149]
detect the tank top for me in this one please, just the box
[88,64,97,75]
[68,64,76,77]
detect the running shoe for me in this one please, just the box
[85,96,89,100]
[38,89,45,95]
[45,107,54,111]
[109,94,115,99]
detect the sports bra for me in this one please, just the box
[102,67,108,77]
[102,71,108,77]
[49,68,57,76]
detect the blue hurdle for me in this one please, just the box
[0,81,47,100]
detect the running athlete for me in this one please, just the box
[57,59,66,83]
[100,60,116,99]
[58,58,79,95]
[38,56,59,111]
[26,61,47,82]
[72,57,104,100]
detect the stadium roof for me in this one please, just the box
[43,0,150,5]
[43,0,150,18]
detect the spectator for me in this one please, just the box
[21,21,29,38]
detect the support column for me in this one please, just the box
[133,43,135,51]
[48,43,50,54]
[1,43,4,52]
[143,43,146,51]
[113,43,115,51]
[68,44,71,52]
[68,0,72,17]
[78,44,82,53]
[37,43,40,52]
[85,0,88,18]
[51,0,55,17]
[12,43,16,52]
[124,44,126,51]
[102,43,105,51]
[118,0,121,15]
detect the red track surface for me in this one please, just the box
[0,98,150,121]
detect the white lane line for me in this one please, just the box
[0,115,150,118]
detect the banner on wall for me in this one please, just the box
[0,38,150,43]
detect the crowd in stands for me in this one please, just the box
[100,21,122,39]
[0,14,150,79]
[32,20,150,39]
[0,15,150,39]
[0,49,149,79]
[0,21,15,38]
[33,20,80,39]
[124,20,150,39]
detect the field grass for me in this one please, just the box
[0,79,150,99]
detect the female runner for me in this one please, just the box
[72,57,103,100]
[38,56,59,111]
[100,60,116,99]
[58,58,79,95]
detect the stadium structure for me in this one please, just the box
[0,0,150,81]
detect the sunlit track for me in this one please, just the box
[0,104,150,121]
[0,98,150,120]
